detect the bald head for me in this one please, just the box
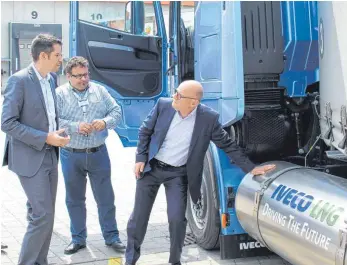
[178,80,204,100]
[172,80,204,116]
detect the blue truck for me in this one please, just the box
[70,1,341,260]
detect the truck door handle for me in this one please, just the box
[109,33,123,40]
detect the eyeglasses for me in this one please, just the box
[70,72,90,80]
[174,89,199,100]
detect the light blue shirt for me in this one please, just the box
[155,107,197,166]
[32,64,56,132]
[56,82,121,149]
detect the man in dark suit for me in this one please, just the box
[125,80,274,265]
[1,34,70,265]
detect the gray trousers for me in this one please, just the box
[18,148,58,265]
[126,162,188,264]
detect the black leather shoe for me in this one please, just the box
[64,242,86,255]
[1,243,8,250]
[171,262,181,265]
[106,239,126,251]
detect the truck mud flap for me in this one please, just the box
[220,233,274,260]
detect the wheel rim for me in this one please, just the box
[190,173,208,230]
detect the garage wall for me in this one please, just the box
[1,1,70,88]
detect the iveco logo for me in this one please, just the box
[239,241,265,250]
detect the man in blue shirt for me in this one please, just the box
[56,56,125,254]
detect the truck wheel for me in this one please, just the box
[186,149,220,250]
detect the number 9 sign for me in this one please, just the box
[31,11,38,19]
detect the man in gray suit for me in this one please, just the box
[1,34,70,265]
[125,80,274,265]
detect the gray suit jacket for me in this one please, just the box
[136,98,255,203]
[1,65,59,177]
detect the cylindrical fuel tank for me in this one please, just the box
[235,161,347,265]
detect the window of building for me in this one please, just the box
[78,1,131,33]
[144,1,158,36]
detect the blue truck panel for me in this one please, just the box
[209,143,246,235]
[279,1,319,97]
[195,1,245,127]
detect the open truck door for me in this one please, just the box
[69,1,168,147]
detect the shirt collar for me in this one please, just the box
[31,63,51,82]
[177,106,198,120]
[69,82,90,94]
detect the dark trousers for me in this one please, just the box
[60,145,120,245]
[126,163,188,264]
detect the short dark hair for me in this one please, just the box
[31,34,62,62]
[64,56,89,75]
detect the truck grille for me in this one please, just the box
[245,88,283,106]
[246,109,287,145]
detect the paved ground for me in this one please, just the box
[0,99,292,265]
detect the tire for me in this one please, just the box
[186,148,220,250]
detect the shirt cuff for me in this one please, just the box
[103,117,112,129]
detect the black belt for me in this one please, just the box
[151,158,185,169]
[45,144,53,150]
[63,144,105,153]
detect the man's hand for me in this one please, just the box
[134,162,145,179]
[92,119,106,131]
[79,122,93,135]
[46,128,70,147]
[251,164,276,176]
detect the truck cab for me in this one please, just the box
[70,1,347,260]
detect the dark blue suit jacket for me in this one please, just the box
[136,98,255,203]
